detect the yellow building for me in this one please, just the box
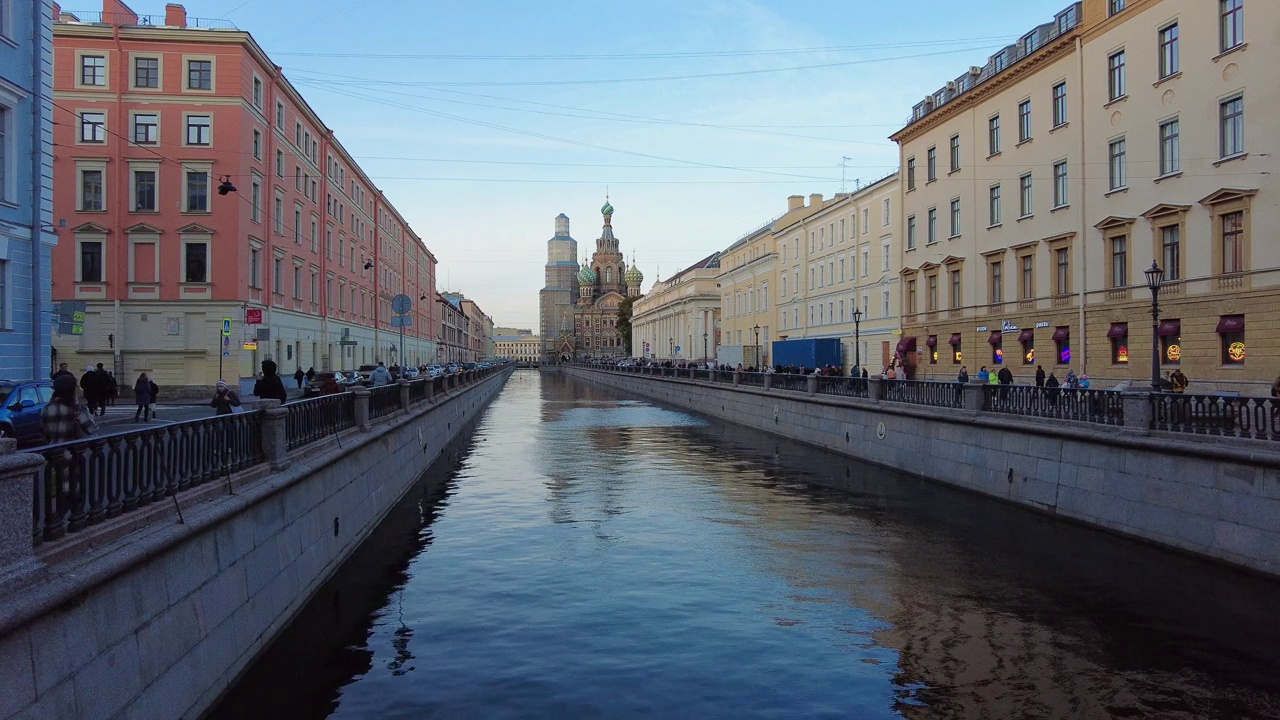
[716,219,778,367]
[891,0,1275,391]
[494,335,541,363]
[631,254,721,362]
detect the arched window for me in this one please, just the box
[605,267,613,283]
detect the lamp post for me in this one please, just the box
[753,323,761,368]
[703,331,708,365]
[669,337,674,359]
[1144,261,1164,391]
[852,308,863,374]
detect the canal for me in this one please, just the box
[211,370,1280,719]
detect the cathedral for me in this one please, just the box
[538,200,643,361]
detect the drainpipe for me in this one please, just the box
[30,6,46,377]
[1075,34,1088,375]
[111,20,126,379]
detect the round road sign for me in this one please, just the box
[391,293,412,315]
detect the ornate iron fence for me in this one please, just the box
[771,374,809,392]
[817,376,869,398]
[286,392,356,450]
[884,380,965,409]
[738,372,766,387]
[715,369,736,382]
[408,378,430,404]
[692,369,711,380]
[1152,393,1279,440]
[369,384,401,419]
[33,410,266,543]
[984,385,1124,425]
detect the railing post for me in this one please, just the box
[806,375,818,395]
[352,386,371,431]
[425,378,435,403]
[732,370,741,387]
[399,379,411,411]
[964,380,986,414]
[763,374,772,391]
[0,439,43,575]
[258,399,291,471]
[1122,391,1153,435]
[867,377,884,402]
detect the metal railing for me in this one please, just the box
[1152,393,1280,440]
[58,10,238,29]
[368,384,401,420]
[408,378,430,404]
[817,376,869,399]
[884,380,965,409]
[738,372,766,387]
[985,385,1124,425]
[286,392,357,450]
[34,410,265,542]
[771,374,808,392]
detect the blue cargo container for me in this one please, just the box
[770,338,842,370]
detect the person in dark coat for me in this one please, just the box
[293,367,305,388]
[94,363,110,415]
[1035,365,1046,388]
[997,366,1013,385]
[305,367,316,385]
[255,359,289,404]
[133,373,152,422]
[52,363,73,380]
[148,378,160,418]
[79,365,100,415]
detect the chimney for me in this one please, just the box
[809,193,823,208]
[165,3,188,28]
[103,0,138,25]
[786,195,804,211]
[53,3,61,21]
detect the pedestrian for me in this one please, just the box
[210,380,242,415]
[885,365,897,380]
[94,363,110,415]
[1046,372,1060,405]
[861,367,869,380]
[988,369,1000,385]
[254,359,289,404]
[1170,368,1189,394]
[1272,373,1280,398]
[79,364,100,416]
[107,372,118,406]
[52,362,73,380]
[148,377,160,418]
[133,373,152,422]
[997,366,1013,385]
[1065,369,1078,389]
[294,367,305,389]
[306,366,316,386]
[1035,364,1046,387]
[976,366,989,383]
[370,361,393,387]
[957,366,969,383]
[1080,374,1091,389]
[41,374,84,443]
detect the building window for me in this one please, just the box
[187,59,212,90]
[253,77,263,107]
[1020,254,1034,299]
[1159,119,1180,175]
[1051,82,1067,127]
[950,269,962,308]
[253,129,262,159]
[294,207,302,244]
[1019,173,1032,217]
[906,157,915,190]
[274,195,284,234]
[882,198,890,225]
[1161,320,1181,366]
[989,184,1001,226]
[273,257,282,292]
[1021,331,1035,365]
[186,171,208,212]
[133,57,159,88]
[1159,23,1179,78]
[80,241,103,282]
[1052,161,1068,207]
[80,55,106,86]
[926,274,938,312]
[185,115,211,146]
[988,115,1000,155]
[310,271,318,303]
[1220,0,1244,53]
[1055,247,1070,295]
[906,279,917,314]
[250,248,260,288]
[275,150,284,177]
[1018,100,1031,142]
[1109,0,1125,15]
[992,333,1004,365]
[951,335,962,364]
[1108,138,1127,190]
[907,215,916,249]
[79,112,105,143]
[276,101,284,127]
[949,135,960,172]
[293,266,301,300]
[132,113,157,144]
[80,169,104,211]
[1054,327,1070,364]
[989,261,1003,304]
[1108,51,1126,101]
[1220,95,1244,158]
[949,199,960,237]
[1221,211,1244,274]
[1110,235,1128,287]
[133,170,156,211]
[1110,323,1129,364]
[1218,315,1245,365]
[926,146,936,182]
[1161,225,1180,281]
[184,243,208,283]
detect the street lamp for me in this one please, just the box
[703,331,708,366]
[753,323,760,367]
[852,307,863,374]
[669,337,674,358]
[1144,261,1164,391]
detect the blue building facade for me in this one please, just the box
[0,1,55,380]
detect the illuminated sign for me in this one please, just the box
[243,341,258,350]
[1117,345,1129,363]
[995,348,1004,363]
[1060,346,1071,363]
[1228,342,1246,362]
[1025,348,1035,363]
[1166,344,1182,362]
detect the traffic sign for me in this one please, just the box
[223,350,230,357]
[391,294,412,315]
[390,315,413,328]
[221,317,232,336]
[243,341,258,350]
[245,308,263,325]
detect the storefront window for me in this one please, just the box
[1218,314,1245,365]
[927,335,938,365]
[1053,326,1070,364]
[990,331,1003,364]
[1108,322,1128,364]
[1159,319,1181,366]
[1019,329,1034,365]
[950,334,962,364]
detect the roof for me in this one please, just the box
[668,252,721,283]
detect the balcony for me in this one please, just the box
[57,10,237,29]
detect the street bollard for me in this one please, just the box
[399,379,411,411]
[352,386,371,431]
[259,399,291,471]
[867,377,884,402]
[1121,391,1153,436]
[806,375,818,395]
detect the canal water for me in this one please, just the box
[212,370,1280,720]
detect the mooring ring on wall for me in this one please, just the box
[876,421,886,440]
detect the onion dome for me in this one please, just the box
[577,264,597,284]
[601,200,614,217]
[624,264,644,286]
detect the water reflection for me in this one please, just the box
[212,370,1280,720]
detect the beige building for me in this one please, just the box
[632,253,721,361]
[494,334,541,363]
[891,0,1275,390]
[716,221,778,367]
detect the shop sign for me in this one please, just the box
[1166,344,1182,362]
[976,326,989,332]
[1117,345,1130,363]
[1001,319,1019,333]
[1035,321,1050,329]
[1228,342,1246,362]
[243,341,258,350]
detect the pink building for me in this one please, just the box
[50,0,438,394]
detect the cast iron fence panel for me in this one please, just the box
[715,370,736,383]
[408,379,429,405]
[369,384,401,420]
[34,410,265,543]
[286,392,356,450]
[738,372,766,387]
[884,380,965,409]
[771,374,808,392]
[983,385,1124,425]
[692,369,711,380]
[817,376,869,398]
[1152,393,1279,440]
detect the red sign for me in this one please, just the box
[245,308,263,325]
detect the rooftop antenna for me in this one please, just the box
[840,157,851,194]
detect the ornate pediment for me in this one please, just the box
[123,222,163,234]
[595,291,625,310]
[1093,215,1136,230]
[70,221,110,234]
[176,223,215,234]
[1140,203,1191,220]
[1199,187,1257,207]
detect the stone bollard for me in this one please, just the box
[258,399,291,471]
[763,374,772,391]
[963,380,987,414]
[732,370,741,387]
[425,378,435,403]
[806,375,818,395]
[399,379,411,411]
[1121,391,1153,436]
[0,439,43,578]
[867,376,884,402]
[352,386,371,431]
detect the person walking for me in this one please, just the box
[1272,372,1280,398]
[210,380,242,415]
[133,373,152,422]
[370,361,393,387]
[107,372,119,407]
[1170,369,1189,394]
[1046,372,1061,405]
[41,374,84,443]
[79,365,100,417]
[293,367,305,389]
[997,366,1013,385]
[305,367,316,386]
[148,377,160,418]
[93,363,110,415]
[254,359,289,404]
[52,363,73,380]
[1035,365,1046,388]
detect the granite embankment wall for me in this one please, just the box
[0,368,512,720]
[561,367,1280,578]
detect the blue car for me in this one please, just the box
[0,380,55,444]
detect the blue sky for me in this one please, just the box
[197,0,1071,329]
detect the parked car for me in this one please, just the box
[402,366,420,380]
[426,365,444,378]
[355,364,378,384]
[0,380,55,444]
